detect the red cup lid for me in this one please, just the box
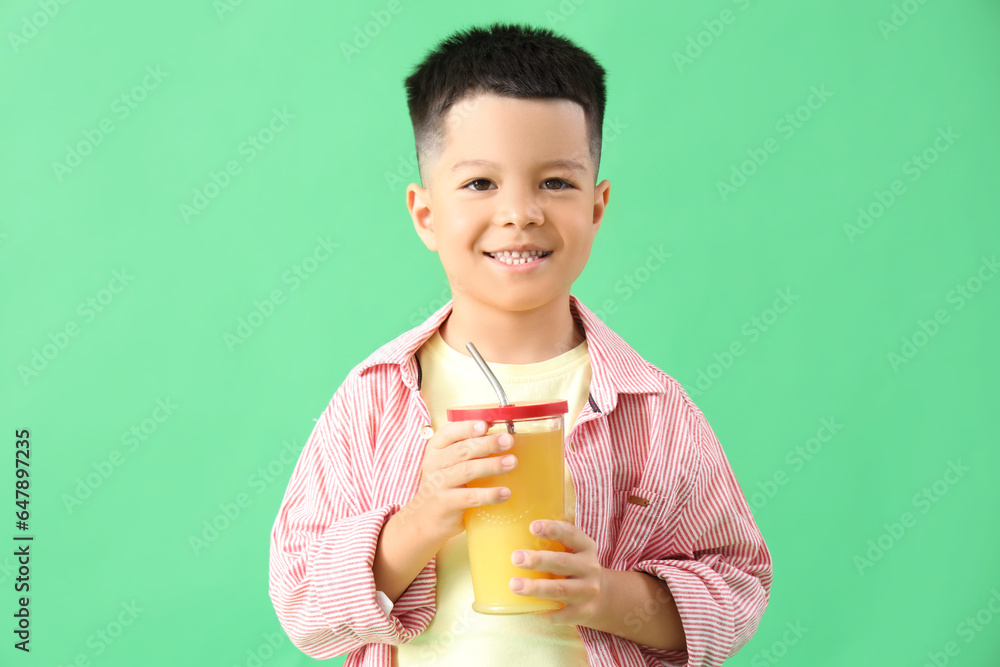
[446,399,568,422]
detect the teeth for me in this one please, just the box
[487,249,550,265]
[490,250,545,257]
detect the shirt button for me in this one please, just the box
[420,425,434,440]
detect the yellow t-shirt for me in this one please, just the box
[396,329,592,666]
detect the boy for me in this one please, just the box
[269,22,771,666]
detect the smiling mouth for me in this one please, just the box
[483,250,553,265]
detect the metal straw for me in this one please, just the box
[466,342,516,434]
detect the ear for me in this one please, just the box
[407,182,437,252]
[591,179,611,237]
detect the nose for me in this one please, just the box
[494,182,544,228]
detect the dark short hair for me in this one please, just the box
[403,22,607,187]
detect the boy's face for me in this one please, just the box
[407,93,610,317]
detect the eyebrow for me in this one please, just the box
[449,158,588,174]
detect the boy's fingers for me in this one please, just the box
[454,422,481,457]
[429,420,490,449]
[448,452,517,487]
[508,575,577,602]
[457,435,512,465]
[454,485,510,508]
[511,548,578,576]
[528,520,594,553]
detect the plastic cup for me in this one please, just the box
[446,399,569,614]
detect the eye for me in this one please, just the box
[464,178,494,191]
[543,178,573,190]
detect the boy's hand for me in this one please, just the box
[404,420,516,545]
[508,520,606,627]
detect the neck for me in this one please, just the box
[438,293,584,365]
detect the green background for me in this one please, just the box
[2,0,998,665]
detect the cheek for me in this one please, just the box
[560,246,592,279]
[437,242,480,276]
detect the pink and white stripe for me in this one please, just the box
[269,294,772,666]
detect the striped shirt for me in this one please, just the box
[269,294,772,666]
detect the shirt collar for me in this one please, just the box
[355,294,666,413]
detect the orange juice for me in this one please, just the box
[465,427,566,614]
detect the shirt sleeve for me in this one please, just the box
[268,377,437,659]
[632,404,772,667]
